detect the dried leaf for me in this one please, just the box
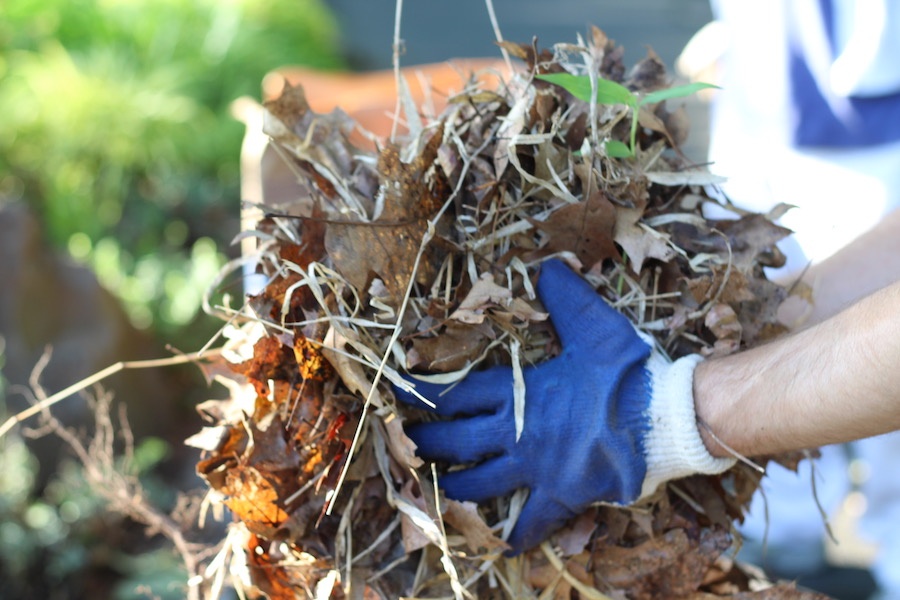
[184,426,229,452]
[687,268,755,306]
[246,533,308,600]
[325,140,445,304]
[530,191,621,270]
[231,335,295,398]
[293,332,333,382]
[321,327,385,408]
[592,527,732,598]
[496,40,530,61]
[450,273,512,324]
[246,413,301,472]
[224,467,291,538]
[738,277,791,344]
[196,425,248,490]
[494,84,532,177]
[714,214,793,271]
[615,205,675,272]
[704,303,742,357]
[554,508,597,556]
[381,414,424,471]
[408,322,489,372]
[398,480,439,552]
[626,48,668,93]
[661,104,690,147]
[442,499,509,553]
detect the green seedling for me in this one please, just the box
[536,72,717,158]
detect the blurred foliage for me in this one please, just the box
[0,0,345,345]
[0,2,345,596]
[0,434,186,598]
[0,341,180,599]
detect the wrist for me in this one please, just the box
[639,353,736,499]
[693,357,738,458]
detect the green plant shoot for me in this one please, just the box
[536,73,718,157]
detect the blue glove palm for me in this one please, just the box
[396,259,658,552]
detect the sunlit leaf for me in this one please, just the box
[639,82,719,106]
[536,73,635,106]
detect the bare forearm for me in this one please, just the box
[695,280,900,458]
[802,207,900,325]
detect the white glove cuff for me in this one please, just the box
[639,353,736,499]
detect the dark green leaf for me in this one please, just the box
[536,73,635,106]
[639,82,719,106]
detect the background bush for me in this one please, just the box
[0,1,344,596]
[0,0,345,345]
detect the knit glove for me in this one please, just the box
[395,259,735,552]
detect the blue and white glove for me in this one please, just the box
[395,259,735,552]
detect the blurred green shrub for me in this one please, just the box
[0,0,344,344]
[0,4,345,595]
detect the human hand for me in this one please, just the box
[395,259,733,552]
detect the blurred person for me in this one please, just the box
[682,0,900,595]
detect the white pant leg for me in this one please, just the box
[853,431,900,593]
[739,444,850,552]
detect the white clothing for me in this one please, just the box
[706,1,900,593]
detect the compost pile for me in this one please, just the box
[192,29,824,599]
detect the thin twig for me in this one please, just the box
[0,349,220,438]
[697,418,766,474]
[25,349,205,600]
[484,0,513,73]
[807,449,837,544]
[390,0,405,143]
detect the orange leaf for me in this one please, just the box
[224,467,290,538]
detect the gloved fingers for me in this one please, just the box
[536,259,636,347]
[505,492,572,554]
[394,367,514,417]
[407,416,510,464]
[439,454,523,503]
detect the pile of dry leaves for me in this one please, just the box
[191,29,824,599]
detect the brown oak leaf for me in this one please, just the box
[530,192,620,270]
[325,139,445,304]
[615,204,675,272]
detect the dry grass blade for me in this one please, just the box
[0,350,219,438]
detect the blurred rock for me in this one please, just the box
[0,201,196,482]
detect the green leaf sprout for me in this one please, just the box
[536,73,718,158]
